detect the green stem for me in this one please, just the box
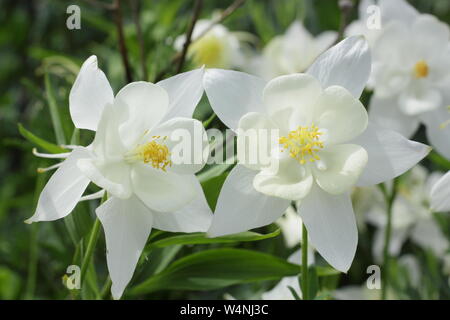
[301,223,309,300]
[100,276,112,300]
[80,218,101,286]
[380,180,397,300]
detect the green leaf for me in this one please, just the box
[17,123,67,154]
[315,266,341,277]
[149,228,281,249]
[129,248,299,295]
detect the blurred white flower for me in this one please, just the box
[175,19,248,69]
[361,166,449,261]
[26,56,212,299]
[203,36,430,272]
[430,170,450,212]
[367,2,450,159]
[277,206,302,248]
[249,21,337,80]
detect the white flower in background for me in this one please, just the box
[203,36,430,272]
[368,4,450,159]
[26,56,212,299]
[277,206,303,248]
[430,170,450,212]
[250,21,337,80]
[344,0,419,47]
[175,19,247,69]
[360,166,449,261]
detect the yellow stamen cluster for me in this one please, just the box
[135,136,172,171]
[279,124,324,165]
[413,60,429,78]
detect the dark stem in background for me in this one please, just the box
[130,0,148,80]
[176,0,203,74]
[154,0,246,82]
[113,0,133,82]
[335,0,353,44]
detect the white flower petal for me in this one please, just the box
[398,87,442,116]
[96,196,153,300]
[420,107,450,160]
[25,148,91,223]
[263,73,322,126]
[369,95,420,138]
[353,123,430,187]
[307,36,371,98]
[237,112,279,170]
[114,82,169,148]
[314,86,368,145]
[69,55,114,131]
[157,68,205,120]
[152,178,212,232]
[148,117,208,174]
[298,184,357,272]
[254,157,314,201]
[130,164,197,213]
[77,158,132,199]
[313,144,368,195]
[379,0,419,25]
[430,171,450,212]
[207,165,290,237]
[203,69,266,131]
[411,219,449,255]
[411,14,450,56]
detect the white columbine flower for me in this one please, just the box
[368,5,450,159]
[26,56,212,299]
[250,21,337,80]
[174,19,246,69]
[203,36,430,272]
[430,170,450,213]
[361,166,449,261]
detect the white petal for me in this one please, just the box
[411,14,449,56]
[207,165,290,237]
[147,117,208,174]
[262,276,300,300]
[263,74,323,126]
[96,196,153,300]
[369,95,419,138]
[313,86,368,145]
[69,55,114,131]
[420,107,450,160]
[254,157,314,201]
[130,164,197,213]
[203,69,266,131]
[430,171,450,212]
[353,123,431,187]
[398,87,442,116]
[411,219,449,255]
[313,144,368,195]
[237,112,279,170]
[77,158,132,199]
[307,36,371,98]
[157,68,205,120]
[114,82,169,148]
[298,184,357,272]
[25,148,91,223]
[379,0,419,25]
[152,178,212,232]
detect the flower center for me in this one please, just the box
[279,124,324,165]
[413,60,429,78]
[126,136,172,171]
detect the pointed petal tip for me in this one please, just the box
[24,218,34,224]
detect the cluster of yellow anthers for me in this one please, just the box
[413,60,429,79]
[135,136,172,171]
[279,124,324,165]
